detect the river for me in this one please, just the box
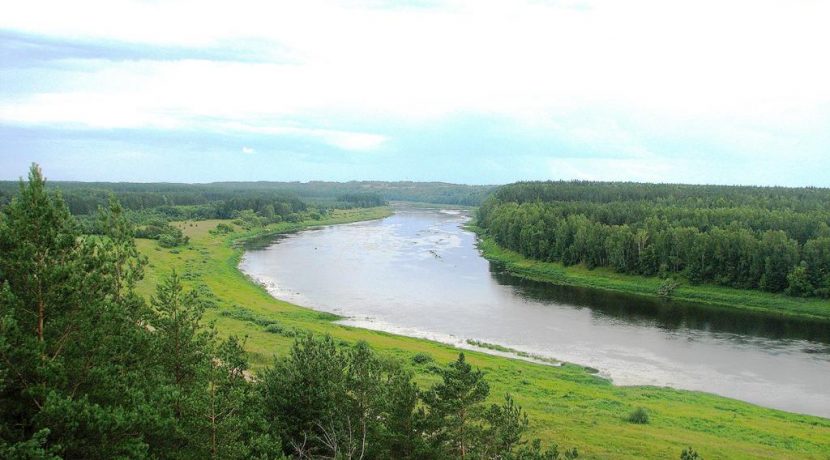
[239,206,830,418]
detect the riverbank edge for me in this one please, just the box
[136,208,830,459]
[227,207,585,369]
[229,206,394,248]
[468,225,830,322]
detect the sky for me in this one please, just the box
[1,0,829,185]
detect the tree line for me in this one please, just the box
[0,179,492,215]
[0,166,574,459]
[478,182,830,298]
[0,180,393,249]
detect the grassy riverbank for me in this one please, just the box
[135,209,830,459]
[473,231,830,322]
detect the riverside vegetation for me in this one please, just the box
[476,181,830,319]
[2,166,830,459]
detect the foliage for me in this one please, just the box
[478,181,830,298]
[680,446,702,460]
[657,278,680,298]
[337,192,387,208]
[0,179,492,217]
[477,235,830,320]
[0,165,278,459]
[412,351,434,364]
[211,222,235,235]
[627,407,650,424]
[260,339,573,460]
[135,218,190,247]
[786,262,813,297]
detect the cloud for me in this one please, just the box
[1,0,829,184]
[3,0,827,122]
[220,122,387,152]
[547,155,674,183]
[241,146,254,154]
[315,130,386,151]
[0,30,292,68]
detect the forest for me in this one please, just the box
[0,178,392,250]
[0,180,491,215]
[0,166,575,459]
[477,181,830,298]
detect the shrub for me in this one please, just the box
[211,222,234,235]
[137,219,189,247]
[264,323,296,337]
[232,209,264,229]
[264,323,284,334]
[627,407,650,424]
[412,352,433,364]
[657,278,679,299]
[680,446,701,460]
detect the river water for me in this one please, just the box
[239,207,830,418]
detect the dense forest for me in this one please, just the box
[478,182,830,298]
[0,166,574,459]
[0,180,492,215]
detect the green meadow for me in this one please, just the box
[136,208,830,459]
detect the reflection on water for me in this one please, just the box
[494,270,830,344]
[239,206,830,418]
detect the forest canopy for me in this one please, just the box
[478,181,830,298]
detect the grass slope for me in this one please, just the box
[135,208,830,459]
[472,231,830,322]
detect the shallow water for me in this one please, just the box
[239,207,830,418]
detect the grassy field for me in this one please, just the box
[135,208,830,459]
[472,231,830,323]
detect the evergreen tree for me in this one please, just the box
[205,336,282,460]
[260,334,347,457]
[0,164,162,458]
[151,272,214,458]
[421,353,489,458]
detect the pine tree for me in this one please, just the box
[421,353,490,459]
[0,164,163,458]
[151,272,214,458]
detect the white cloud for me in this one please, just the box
[314,130,386,151]
[218,122,387,152]
[1,0,828,165]
[548,154,677,183]
[3,1,828,117]
[242,146,254,154]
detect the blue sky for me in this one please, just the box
[1,0,829,185]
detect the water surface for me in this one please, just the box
[240,207,830,418]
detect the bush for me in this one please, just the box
[680,446,701,460]
[158,227,189,248]
[657,278,679,299]
[412,352,433,364]
[211,222,234,235]
[264,323,296,337]
[158,233,179,248]
[232,209,264,229]
[627,407,650,424]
